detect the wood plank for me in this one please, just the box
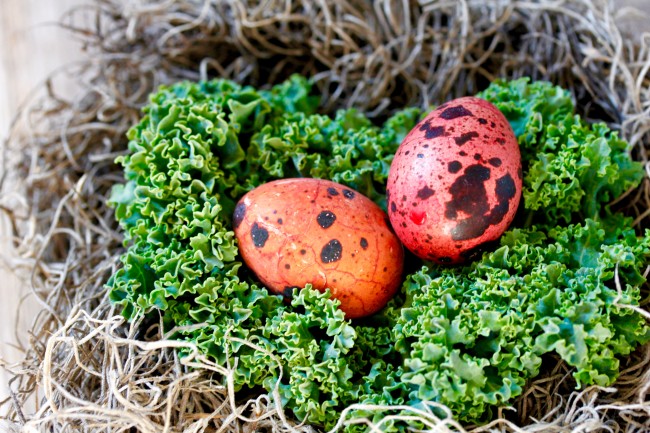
[0,0,88,403]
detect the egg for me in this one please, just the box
[386,96,522,264]
[233,178,404,318]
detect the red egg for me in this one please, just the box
[233,178,404,318]
[386,96,522,264]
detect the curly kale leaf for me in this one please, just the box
[392,220,650,423]
[260,288,360,426]
[246,107,420,207]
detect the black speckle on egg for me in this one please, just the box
[451,220,486,242]
[327,187,339,196]
[454,131,479,146]
[440,105,473,120]
[284,263,291,269]
[233,203,246,229]
[300,249,307,255]
[417,153,424,158]
[445,164,491,222]
[419,122,445,139]
[251,222,269,248]
[343,189,356,199]
[317,210,336,229]
[478,118,487,125]
[321,239,343,263]
[495,173,517,202]
[416,185,435,199]
[448,161,462,174]
[360,238,368,250]
[277,218,283,224]
[488,158,502,167]
[447,171,517,242]
[390,201,397,213]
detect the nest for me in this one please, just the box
[1,0,650,431]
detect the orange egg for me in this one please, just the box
[233,178,404,319]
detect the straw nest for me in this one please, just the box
[1,0,649,432]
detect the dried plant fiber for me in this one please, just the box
[1,0,650,432]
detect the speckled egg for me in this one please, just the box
[233,178,404,318]
[386,96,522,264]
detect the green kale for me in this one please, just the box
[392,219,649,421]
[107,75,650,430]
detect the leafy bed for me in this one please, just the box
[107,75,650,430]
[2,1,650,432]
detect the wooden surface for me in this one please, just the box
[1,0,650,404]
[0,0,88,403]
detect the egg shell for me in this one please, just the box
[386,96,522,264]
[233,178,404,319]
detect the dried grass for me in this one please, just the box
[1,0,649,431]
